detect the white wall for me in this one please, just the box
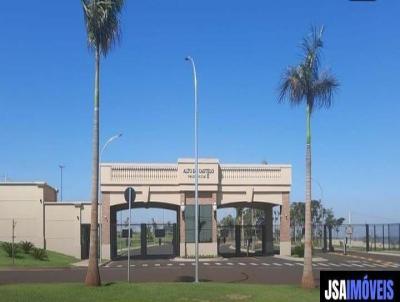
[0,185,45,248]
[0,183,92,259]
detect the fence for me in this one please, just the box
[290,223,400,253]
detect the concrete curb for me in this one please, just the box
[171,257,227,262]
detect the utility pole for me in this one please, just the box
[58,165,65,201]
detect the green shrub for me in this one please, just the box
[293,243,305,257]
[32,248,48,261]
[1,242,20,258]
[20,241,35,254]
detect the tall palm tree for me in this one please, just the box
[81,0,124,287]
[278,26,339,289]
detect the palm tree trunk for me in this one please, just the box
[85,47,101,287]
[302,102,315,288]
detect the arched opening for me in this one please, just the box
[216,202,280,257]
[110,202,179,260]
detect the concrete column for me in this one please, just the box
[180,191,218,257]
[179,192,186,257]
[212,192,217,243]
[280,192,291,256]
[101,193,111,260]
[264,205,274,255]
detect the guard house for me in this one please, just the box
[100,158,291,260]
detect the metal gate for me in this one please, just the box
[80,224,90,260]
[217,224,265,257]
[116,223,178,259]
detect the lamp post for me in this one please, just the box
[185,56,199,283]
[99,133,123,261]
[58,165,65,201]
[312,178,324,203]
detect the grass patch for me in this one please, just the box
[0,283,319,302]
[0,247,78,268]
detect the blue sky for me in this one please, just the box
[0,1,399,223]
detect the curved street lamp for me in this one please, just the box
[99,133,123,261]
[185,56,199,284]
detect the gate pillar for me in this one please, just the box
[280,193,291,256]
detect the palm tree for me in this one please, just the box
[81,0,125,286]
[278,26,339,289]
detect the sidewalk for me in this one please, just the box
[71,259,111,267]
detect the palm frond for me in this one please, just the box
[81,0,125,56]
[312,71,339,109]
[301,25,324,79]
[278,65,306,106]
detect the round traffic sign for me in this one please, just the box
[124,187,136,204]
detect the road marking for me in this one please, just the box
[374,263,388,268]
[341,263,352,267]
[318,263,329,267]
[262,263,270,266]
[238,262,246,266]
[227,262,234,266]
[154,264,160,267]
[361,263,376,268]
[295,263,303,266]
[117,265,123,268]
[215,263,222,266]
[272,263,282,266]
[350,263,363,267]
[250,263,258,266]
[130,264,135,267]
[327,263,340,267]
[203,263,210,266]
[167,263,173,266]
[179,263,185,266]
[283,263,294,266]
[142,264,148,267]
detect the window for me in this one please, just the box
[185,205,212,243]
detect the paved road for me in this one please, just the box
[118,243,174,258]
[0,252,398,285]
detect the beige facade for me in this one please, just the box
[0,182,91,259]
[0,158,292,260]
[101,159,292,259]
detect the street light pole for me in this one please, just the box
[185,56,199,283]
[312,178,324,203]
[99,133,123,261]
[58,165,65,201]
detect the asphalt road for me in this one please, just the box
[0,251,398,285]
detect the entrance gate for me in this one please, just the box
[116,223,178,259]
[217,224,265,257]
